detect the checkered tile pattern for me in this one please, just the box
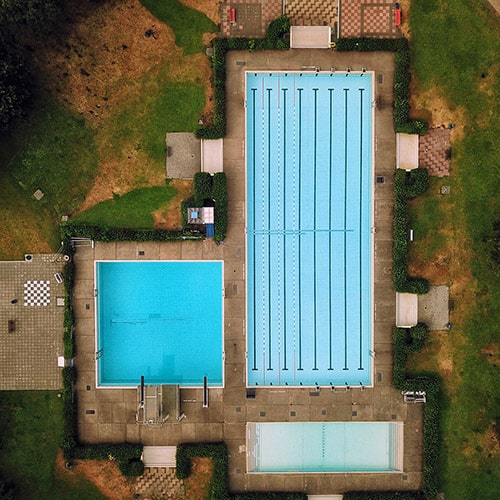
[221,0,282,37]
[24,280,51,306]
[285,0,338,27]
[340,0,400,38]
[419,127,451,177]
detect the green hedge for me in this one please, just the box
[61,366,78,454]
[336,37,428,135]
[176,443,229,499]
[194,172,213,205]
[233,494,307,500]
[197,16,290,139]
[344,492,425,500]
[212,172,228,241]
[393,169,430,294]
[73,444,144,477]
[392,326,441,499]
[61,224,203,242]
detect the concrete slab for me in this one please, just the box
[396,292,418,327]
[418,285,449,330]
[201,139,224,173]
[290,26,332,48]
[166,133,201,179]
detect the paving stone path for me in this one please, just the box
[419,127,451,177]
[284,0,338,27]
[135,467,184,500]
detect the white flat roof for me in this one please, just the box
[290,26,331,49]
[201,139,223,174]
[397,133,419,170]
[396,292,418,327]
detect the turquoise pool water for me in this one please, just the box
[246,72,374,386]
[247,422,403,473]
[95,261,223,387]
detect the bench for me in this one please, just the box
[230,8,236,24]
[394,7,402,26]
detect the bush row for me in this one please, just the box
[344,492,425,500]
[197,16,290,139]
[73,443,144,477]
[393,169,430,294]
[213,172,228,241]
[336,37,428,135]
[194,172,213,205]
[392,327,441,499]
[61,224,203,242]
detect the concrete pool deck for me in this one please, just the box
[71,49,424,495]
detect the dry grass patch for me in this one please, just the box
[153,179,194,229]
[183,457,213,500]
[55,450,135,499]
[180,0,221,24]
[29,0,214,214]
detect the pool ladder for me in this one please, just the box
[95,349,103,360]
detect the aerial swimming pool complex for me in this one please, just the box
[246,72,374,387]
[95,261,224,387]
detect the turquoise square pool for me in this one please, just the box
[95,261,224,387]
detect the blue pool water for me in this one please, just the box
[95,261,223,387]
[246,72,373,386]
[247,422,403,473]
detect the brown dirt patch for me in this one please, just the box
[179,0,221,24]
[397,0,412,39]
[183,457,214,500]
[55,449,136,499]
[153,179,194,229]
[481,342,500,366]
[28,0,214,214]
[410,87,466,141]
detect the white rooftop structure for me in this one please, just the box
[290,26,332,49]
[397,133,419,170]
[201,139,223,174]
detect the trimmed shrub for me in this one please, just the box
[393,169,430,294]
[212,172,228,241]
[344,493,425,500]
[61,366,77,455]
[194,172,213,205]
[73,444,144,477]
[61,224,203,242]
[233,494,307,500]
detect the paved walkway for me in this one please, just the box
[220,0,282,37]
[71,49,424,496]
[0,254,66,389]
[339,0,401,38]
[135,467,184,500]
[285,0,339,28]
[419,127,451,177]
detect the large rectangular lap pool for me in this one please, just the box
[247,422,403,473]
[246,72,374,386]
[95,261,224,387]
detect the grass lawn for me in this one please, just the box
[0,391,105,499]
[408,1,500,498]
[140,0,216,55]
[71,185,176,228]
[0,0,211,258]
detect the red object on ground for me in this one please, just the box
[230,8,236,23]
[395,8,402,26]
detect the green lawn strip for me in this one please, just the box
[0,391,104,499]
[409,1,500,498]
[6,96,99,217]
[0,174,59,259]
[105,78,206,164]
[70,185,177,228]
[140,0,216,55]
[407,177,452,263]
